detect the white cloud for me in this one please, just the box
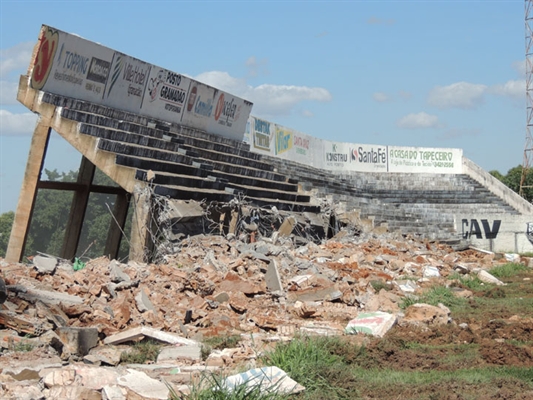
[396,112,440,129]
[512,60,527,77]
[0,80,19,105]
[0,109,38,136]
[490,79,525,101]
[373,92,389,103]
[367,17,395,25]
[245,56,269,77]
[0,42,34,77]
[194,71,332,117]
[427,82,487,109]
[301,109,314,118]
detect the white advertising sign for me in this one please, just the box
[347,143,388,172]
[141,67,191,121]
[30,25,114,104]
[29,25,253,140]
[388,146,463,173]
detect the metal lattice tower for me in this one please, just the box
[520,0,533,197]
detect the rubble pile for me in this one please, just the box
[0,227,514,399]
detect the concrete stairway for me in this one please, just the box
[41,93,319,213]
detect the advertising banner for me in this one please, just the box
[29,25,253,141]
[323,140,350,170]
[180,81,217,132]
[30,25,114,104]
[388,146,463,173]
[140,67,191,121]
[348,143,388,172]
[104,52,151,114]
[207,91,253,141]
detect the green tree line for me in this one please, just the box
[0,168,131,260]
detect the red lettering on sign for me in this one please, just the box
[31,28,59,90]
[214,93,224,121]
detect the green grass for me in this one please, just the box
[489,263,529,279]
[168,372,290,400]
[400,285,467,310]
[370,280,392,292]
[120,339,162,364]
[448,272,487,292]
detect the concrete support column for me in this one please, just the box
[104,192,131,260]
[5,119,51,262]
[129,185,152,262]
[60,156,96,261]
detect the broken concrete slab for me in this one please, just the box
[57,327,98,356]
[156,344,202,363]
[103,326,197,347]
[86,346,123,366]
[476,269,506,286]
[222,366,305,395]
[46,385,101,400]
[135,288,155,313]
[265,259,283,293]
[117,369,169,399]
[109,260,131,283]
[33,255,58,275]
[102,385,128,400]
[403,303,450,326]
[17,287,84,307]
[345,311,397,337]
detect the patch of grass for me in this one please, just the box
[120,339,162,364]
[168,372,290,400]
[203,335,242,350]
[400,285,467,310]
[261,335,355,399]
[489,263,528,279]
[9,339,34,352]
[370,280,392,292]
[448,273,487,292]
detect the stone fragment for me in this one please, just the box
[33,255,58,274]
[109,260,131,283]
[42,369,76,388]
[104,326,197,346]
[102,385,128,400]
[156,344,202,362]
[135,288,155,313]
[222,366,305,395]
[213,292,230,303]
[476,269,506,286]
[46,385,101,400]
[117,369,169,399]
[87,346,123,366]
[423,266,440,278]
[229,291,248,314]
[57,327,98,356]
[219,271,264,295]
[403,303,450,326]
[265,259,283,292]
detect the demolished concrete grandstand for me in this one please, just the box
[5,24,533,264]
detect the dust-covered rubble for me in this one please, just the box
[0,228,526,399]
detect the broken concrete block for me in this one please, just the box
[156,344,202,362]
[289,274,316,289]
[403,303,450,326]
[214,292,230,303]
[109,260,131,283]
[103,326,197,346]
[47,385,101,400]
[57,327,98,356]
[345,311,397,337]
[423,266,440,278]
[87,346,123,366]
[222,366,305,395]
[73,366,121,390]
[477,269,506,286]
[135,288,155,313]
[33,255,58,275]
[17,288,84,307]
[42,369,76,388]
[278,216,297,237]
[117,369,169,399]
[265,259,283,293]
[102,385,128,400]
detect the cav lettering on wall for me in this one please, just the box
[462,219,501,239]
[350,144,387,172]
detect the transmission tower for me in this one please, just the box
[520,0,533,197]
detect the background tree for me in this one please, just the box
[490,165,533,203]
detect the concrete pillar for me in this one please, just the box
[5,119,51,262]
[104,192,131,260]
[129,185,153,262]
[60,156,96,261]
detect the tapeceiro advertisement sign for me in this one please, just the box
[388,146,463,173]
[29,25,253,141]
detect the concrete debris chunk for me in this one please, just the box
[33,255,58,275]
[476,269,506,286]
[103,326,197,346]
[423,266,440,278]
[265,259,283,292]
[117,369,169,399]
[156,344,202,362]
[403,303,450,326]
[57,327,98,356]
[345,311,397,337]
[222,366,305,395]
[135,287,155,313]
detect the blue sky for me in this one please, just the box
[0,0,527,214]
